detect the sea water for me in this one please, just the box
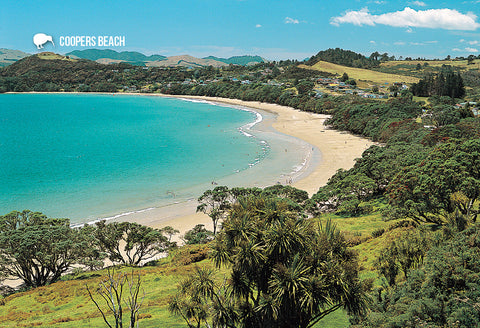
[0,94,316,224]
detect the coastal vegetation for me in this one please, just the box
[2,48,480,327]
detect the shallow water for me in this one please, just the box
[0,94,315,224]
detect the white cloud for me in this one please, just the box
[452,47,479,52]
[411,1,427,6]
[331,7,480,30]
[255,24,262,28]
[369,40,376,44]
[406,27,414,33]
[460,39,466,42]
[285,17,300,24]
[394,41,406,45]
[468,40,479,44]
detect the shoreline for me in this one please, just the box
[3,92,375,239]
[113,94,375,237]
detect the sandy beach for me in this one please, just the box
[118,94,375,240]
[6,92,374,240]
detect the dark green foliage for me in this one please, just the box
[0,210,83,288]
[77,224,107,271]
[197,185,310,235]
[387,139,480,224]
[422,118,480,146]
[358,225,480,327]
[376,229,430,286]
[197,186,233,235]
[94,220,171,266]
[0,54,192,92]
[371,228,385,238]
[171,196,369,328]
[325,97,423,142]
[306,48,379,68]
[296,80,314,95]
[169,266,237,328]
[410,70,465,98]
[183,224,213,245]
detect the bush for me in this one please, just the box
[371,228,385,238]
[172,244,210,265]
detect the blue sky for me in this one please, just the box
[2,0,480,60]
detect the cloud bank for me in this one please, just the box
[331,7,480,30]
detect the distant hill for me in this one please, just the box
[299,60,419,87]
[66,49,167,66]
[147,55,228,68]
[0,49,31,67]
[306,48,379,69]
[203,55,266,66]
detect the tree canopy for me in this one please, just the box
[0,210,83,288]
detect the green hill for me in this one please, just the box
[306,48,379,69]
[66,49,166,66]
[203,55,266,66]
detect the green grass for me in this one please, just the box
[37,52,76,61]
[0,209,401,327]
[0,249,216,328]
[299,61,419,87]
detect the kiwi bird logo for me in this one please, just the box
[33,33,54,49]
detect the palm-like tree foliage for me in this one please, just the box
[212,195,367,328]
[170,195,367,328]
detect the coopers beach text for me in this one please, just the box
[59,35,126,47]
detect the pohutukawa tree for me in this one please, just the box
[196,186,233,235]
[0,210,83,288]
[387,139,480,225]
[94,221,172,266]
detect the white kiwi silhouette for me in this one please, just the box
[33,33,54,50]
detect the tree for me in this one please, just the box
[197,186,233,235]
[296,80,315,95]
[160,226,179,242]
[183,196,369,328]
[357,225,480,327]
[95,221,171,266]
[340,72,349,82]
[183,224,213,245]
[376,229,430,286]
[387,139,480,225]
[169,266,237,328]
[0,210,83,288]
[468,54,475,65]
[78,224,107,271]
[86,268,144,328]
[370,52,380,61]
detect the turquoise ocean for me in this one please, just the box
[0,94,317,224]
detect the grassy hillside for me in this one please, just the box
[380,58,480,69]
[0,210,396,327]
[299,61,419,87]
[375,59,480,81]
[0,49,30,67]
[147,55,227,68]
